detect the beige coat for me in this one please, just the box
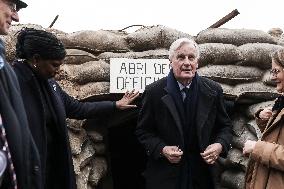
[245,108,284,189]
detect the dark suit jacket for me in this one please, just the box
[136,74,232,189]
[12,61,115,189]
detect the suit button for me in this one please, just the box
[34,165,39,172]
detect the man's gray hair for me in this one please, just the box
[168,38,200,61]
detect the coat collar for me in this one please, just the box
[12,60,35,82]
[262,108,284,137]
[162,70,217,146]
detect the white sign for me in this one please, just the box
[110,58,171,93]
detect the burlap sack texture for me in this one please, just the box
[196,28,277,46]
[268,28,283,39]
[198,65,263,85]
[67,119,107,189]
[3,24,284,189]
[57,30,129,54]
[126,25,194,51]
[198,43,242,67]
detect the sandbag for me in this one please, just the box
[196,28,277,46]
[60,60,110,85]
[64,49,98,65]
[231,115,248,137]
[220,84,235,100]
[220,170,245,189]
[277,34,284,47]
[246,120,262,139]
[88,130,104,143]
[246,100,274,119]
[88,158,107,187]
[225,148,249,171]
[68,129,88,155]
[233,82,278,103]
[73,140,96,175]
[198,65,263,85]
[126,25,193,51]
[76,164,92,189]
[98,49,169,61]
[268,28,283,39]
[57,80,109,100]
[237,43,283,69]
[66,118,86,132]
[79,82,110,100]
[58,30,129,53]
[93,143,105,155]
[198,43,241,67]
[232,126,257,150]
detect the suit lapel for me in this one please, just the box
[195,79,216,144]
[162,94,184,145]
[162,71,185,144]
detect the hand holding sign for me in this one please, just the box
[115,89,139,110]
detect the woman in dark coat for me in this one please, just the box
[12,28,138,189]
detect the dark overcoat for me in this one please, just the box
[136,73,232,189]
[0,40,41,189]
[13,61,115,189]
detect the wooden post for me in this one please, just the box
[49,15,59,28]
[208,9,239,28]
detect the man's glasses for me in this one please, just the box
[270,68,284,76]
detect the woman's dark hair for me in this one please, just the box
[272,48,284,67]
[16,28,66,60]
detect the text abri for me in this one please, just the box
[110,58,170,93]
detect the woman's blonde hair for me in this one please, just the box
[272,48,284,67]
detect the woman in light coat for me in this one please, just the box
[243,48,284,189]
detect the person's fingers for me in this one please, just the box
[122,105,137,109]
[132,91,140,97]
[201,148,215,157]
[169,155,182,163]
[129,90,139,97]
[201,150,219,160]
[123,90,129,98]
[203,154,215,161]
[204,154,218,164]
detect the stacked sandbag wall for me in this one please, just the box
[196,28,283,189]
[3,24,284,189]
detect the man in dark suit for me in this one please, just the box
[0,1,43,189]
[136,38,232,189]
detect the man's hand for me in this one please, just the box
[162,146,183,164]
[200,143,222,164]
[259,107,272,120]
[243,140,256,156]
[116,89,139,110]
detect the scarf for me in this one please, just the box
[272,95,284,112]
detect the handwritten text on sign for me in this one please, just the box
[110,58,170,93]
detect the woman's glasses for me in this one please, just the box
[270,68,284,76]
